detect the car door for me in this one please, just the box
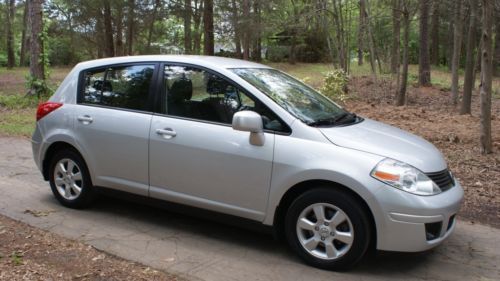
[73,63,158,196]
[149,64,288,221]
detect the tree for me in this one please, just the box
[479,0,493,154]
[242,0,250,60]
[429,0,440,65]
[29,0,43,72]
[231,0,241,58]
[6,0,16,69]
[460,0,478,115]
[418,0,431,86]
[183,0,192,54]
[390,0,401,74]
[450,0,464,104]
[103,0,115,57]
[126,0,135,55]
[396,0,411,106]
[357,0,366,66]
[29,0,46,95]
[203,0,214,55]
[20,2,29,66]
[494,10,500,76]
[359,0,377,78]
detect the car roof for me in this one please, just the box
[75,55,272,70]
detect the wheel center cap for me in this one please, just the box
[319,227,329,237]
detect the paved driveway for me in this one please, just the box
[0,137,499,281]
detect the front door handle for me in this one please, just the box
[156,128,177,138]
[77,115,93,124]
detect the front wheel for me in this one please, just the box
[284,188,371,271]
[49,149,95,208]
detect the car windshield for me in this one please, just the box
[231,68,352,126]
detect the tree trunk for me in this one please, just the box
[360,0,377,79]
[396,3,410,106]
[357,0,366,66]
[20,1,29,66]
[418,0,431,86]
[242,0,250,60]
[430,0,440,65]
[126,0,135,55]
[391,0,401,74]
[460,0,478,115]
[115,8,124,56]
[251,0,262,61]
[29,0,45,94]
[193,0,203,54]
[479,0,493,154]
[494,12,500,76]
[183,0,192,54]
[231,0,241,58]
[451,0,464,104]
[147,0,160,53]
[103,0,115,57]
[6,0,15,69]
[203,0,214,55]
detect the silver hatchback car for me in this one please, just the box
[32,55,463,270]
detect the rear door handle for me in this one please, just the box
[77,115,93,124]
[156,128,177,138]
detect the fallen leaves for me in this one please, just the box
[23,209,56,218]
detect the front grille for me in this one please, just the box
[426,169,455,191]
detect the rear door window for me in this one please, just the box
[81,64,156,111]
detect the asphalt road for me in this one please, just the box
[0,137,499,281]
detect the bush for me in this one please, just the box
[0,54,7,67]
[266,46,289,62]
[320,69,349,102]
[0,94,43,110]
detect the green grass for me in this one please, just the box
[0,108,36,137]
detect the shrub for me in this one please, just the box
[320,69,349,102]
[0,54,7,67]
[266,46,289,62]
[0,94,43,110]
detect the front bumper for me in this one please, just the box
[372,179,464,252]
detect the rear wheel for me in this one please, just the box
[49,149,95,208]
[284,187,371,271]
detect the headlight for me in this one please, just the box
[371,158,441,196]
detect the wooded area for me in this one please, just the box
[0,0,499,153]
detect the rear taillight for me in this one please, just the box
[36,102,63,121]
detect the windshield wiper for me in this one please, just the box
[307,112,357,127]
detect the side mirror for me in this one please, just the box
[232,111,265,146]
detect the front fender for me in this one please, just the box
[263,134,385,226]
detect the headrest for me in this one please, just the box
[168,78,193,103]
[206,76,227,95]
[94,80,112,92]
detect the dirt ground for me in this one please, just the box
[346,76,500,228]
[0,215,184,281]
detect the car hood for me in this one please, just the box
[319,118,447,173]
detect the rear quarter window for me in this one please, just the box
[80,64,155,111]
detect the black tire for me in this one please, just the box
[48,149,95,208]
[284,187,371,271]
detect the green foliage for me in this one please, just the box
[0,54,7,67]
[25,75,53,98]
[0,94,42,110]
[320,69,349,102]
[10,251,24,266]
[266,46,289,62]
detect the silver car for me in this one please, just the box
[32,55,463,270]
